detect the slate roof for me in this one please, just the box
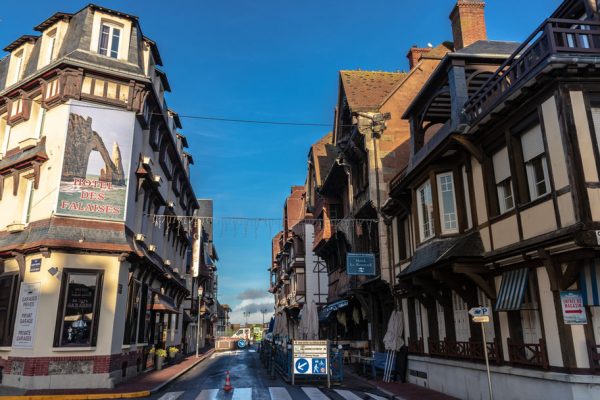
[454,40,520,57]
[340,70,407,112]
[310,132,338,187]
[398,232,484,277]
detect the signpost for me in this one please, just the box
[346,253,376,276]
[468,307,493,400]
[291,340,330,388]
[560,291,587,325]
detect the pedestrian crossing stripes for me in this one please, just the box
[157,386,389,400]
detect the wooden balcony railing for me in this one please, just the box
[428,338,502,364]
[408,337,424,354]
[465,18,600,124]
[588,341,600,370]
[507,338,549,369]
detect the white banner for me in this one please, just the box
[12,282,41,348]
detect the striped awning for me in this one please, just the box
[580,260,600,306]
[495,268,529,311]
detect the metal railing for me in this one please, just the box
[465,18,600,124]
[507,338,549,369]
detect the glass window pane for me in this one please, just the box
[0,276,14,345]
[61,273,99,346]
[110,28,120,58]
[438,174,457,232]
[99,25,110,55]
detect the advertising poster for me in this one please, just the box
[12,282,41,348]
[560,291,587,325]
[56,101,134,221]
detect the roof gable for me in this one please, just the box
[339,70,406,112]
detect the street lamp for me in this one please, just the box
[260,308,268,326]
[243,311,251,327]
[196,286,204,358]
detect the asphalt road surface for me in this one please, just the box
[149,345,390,400]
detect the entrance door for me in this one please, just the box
[452,291,471,342]
[520,274,542,344]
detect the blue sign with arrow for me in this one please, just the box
[295,358,310,374]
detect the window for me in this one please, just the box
[98,23,121,58]
[0,273,20,346]
[11,50,23,84]
[521,124,549,201]
[45,29,57,63]
[437,172,458,234]
[123,279,141,345]
[21,180,34,224]
[417,181,434,241]
[493,147,515,214]
[55,270,103,347]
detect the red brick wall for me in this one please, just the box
[450,0,487,50]
[406,47,431,70]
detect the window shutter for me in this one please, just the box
[492,147,510,184]
[521,124,544,162]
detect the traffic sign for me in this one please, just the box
[473,316,490,323]
[237,339,247,348]
[468,307,490,318]
[295,358,310,374]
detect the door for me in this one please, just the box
[452,291,471,342]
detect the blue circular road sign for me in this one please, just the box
[237,339,247,348]
[295,358,310,374]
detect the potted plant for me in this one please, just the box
[168,346,180,361]
[155,348,167,370]
[148,346,156,369]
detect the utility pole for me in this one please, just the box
[261,308,268,326]
[243,311,251,327]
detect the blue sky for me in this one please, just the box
[0,0,562,323]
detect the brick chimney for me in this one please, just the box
[449,0,487,51]
[406,46,432,70]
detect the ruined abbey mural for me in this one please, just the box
[56,101,134,221]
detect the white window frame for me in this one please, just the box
[34,107,46,139]
[21,179,34,224]
[493,147,515,215]
[437,172,458,234]
[417,180,434,242]
[11,50,24,84]
[525,155,550,200]
[98,22,122,58]
[461,166,473,229]
[521,124,550,201]
[45,29,57,64]
[497,179,515,214]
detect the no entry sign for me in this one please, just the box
[560,291,587,325]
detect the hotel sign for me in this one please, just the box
[347,253,376,276]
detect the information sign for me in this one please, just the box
[30,258,42,273]
[560,291,587,325]
[292,340,329,376]
[12,282,41,348]
[347,253,376,276]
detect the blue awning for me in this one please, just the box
[580,259,600,306]
[319,299,349,321]
[495,268,529,311]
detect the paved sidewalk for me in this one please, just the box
[345,370,458,400]
[0,348,214,400]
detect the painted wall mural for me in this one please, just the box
[56,101,134,221]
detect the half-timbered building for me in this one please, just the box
[384,0,600,398]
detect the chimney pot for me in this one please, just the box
[406,47,431,70]
[450,0,487,51]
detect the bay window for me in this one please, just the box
[55,269,103,347]
[437,172,458,234]
[493,147,515,214]
[98,23,121,58]
[521,124,549,200]
[417,181,434,242]
[0,273,20,346]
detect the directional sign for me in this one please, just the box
[237,339,247,348]
[295,358,310,374]
[473,316,490,323]
[560,291,587,325]
[468,307,490,317]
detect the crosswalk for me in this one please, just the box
[156,386,389,400]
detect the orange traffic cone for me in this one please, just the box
[223,370,233,392]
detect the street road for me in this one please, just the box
[150,345,389,400]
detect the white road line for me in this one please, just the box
[268,387,293,400]
[194,389,219,400]
[365,393,389,400]
[232,387,253,400]
[157,392,184,400]
[334,389,363,400]
[301,387,329,400]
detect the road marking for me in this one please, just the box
[232,387,252,400]
[158,392,184,400]
[248,349,256,352]
[268,387,293,400]
[194,389,219,400]
[301,387,329,400]
[365,393,389,400]
[334,389,363,400]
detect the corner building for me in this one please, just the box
[0,5,198,389]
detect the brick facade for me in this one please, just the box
[449,0,487,50]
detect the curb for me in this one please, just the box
[0,349,215,400]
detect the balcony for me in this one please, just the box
[507,338,549,369]
[428,338,502,364]
[465,18,600,124]
[313,219,332,251]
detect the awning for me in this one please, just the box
[151,292,180,314]
[495,268,529,311]
[580,259,600,306]
[319,299,349,321]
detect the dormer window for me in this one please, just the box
[98,23,121,58]
[45,29,57,63]
[11,50,24,84]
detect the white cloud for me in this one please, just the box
[229,295,274,324]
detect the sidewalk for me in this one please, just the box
[0,348,214,400]
[345,370,458,400]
